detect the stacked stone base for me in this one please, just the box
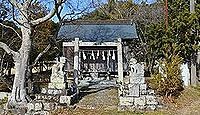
[26,88,75,115]
[119,76,159,110]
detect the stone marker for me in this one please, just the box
[59,96,71,105]
[35,102,43,111]
[49,57,66,89]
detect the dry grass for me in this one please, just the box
[52,86,200,115]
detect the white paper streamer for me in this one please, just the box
[92,50,95,60]
[112,50,115,60]
[83,51,86,60]
[102,51,106,60]
[108,50,111,56]
[97,50,99,57]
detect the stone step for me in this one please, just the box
[34,95,60,103]
[27,95,73,114]
[41,88,68,95]
[27,102,57,114]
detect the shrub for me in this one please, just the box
[0,96,8,108]
[149,50,184,99]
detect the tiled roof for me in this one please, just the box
[58,20,138,42]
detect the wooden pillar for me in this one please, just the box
[73,38,79,87]
[107,50,110,80]
[117,38,123,84]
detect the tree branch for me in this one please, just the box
[8,0,22,9]
[0,23,22,39]
[0,42,19,58]
[31,0,65,26]
[31,44,51,67]
[26,0,33,6]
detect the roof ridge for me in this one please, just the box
[62,19,134,25]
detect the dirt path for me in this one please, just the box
[52,86,200,115]
[76,87,118,110]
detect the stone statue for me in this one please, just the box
[49,57,66,89]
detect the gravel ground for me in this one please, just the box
[77,79,118,110]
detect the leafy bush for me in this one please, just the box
[149,48,184,98]
[0,96,8,108]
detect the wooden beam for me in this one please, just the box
[63,41,118,47]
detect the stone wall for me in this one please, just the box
[26,88,73,115]
[119,59,159,110]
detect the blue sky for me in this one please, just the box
[52,0,157,22]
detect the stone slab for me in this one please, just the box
[140,84,147,91]
[148,89,155,95]
[147,105,156,110]
[34,111,50,115]
[43,103,55,111]
[130,63,144,77]
[59,96,71,105]
[130,77,145,84]
[128,84,140,97]
[124,76,130,84]
[27,103,34,113]
[35,102,43,111]
[141,90,147,95]
[134,96,146,106]
[48,83,65,89]
[41,88,47,94]
[146,95,158,105]
[50,74,64,82]
[119,96,134,106]
[47,89,54,95]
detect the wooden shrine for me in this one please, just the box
[58,20,138,92]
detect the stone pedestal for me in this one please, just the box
[119,58,159,110]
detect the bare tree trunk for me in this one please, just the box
[8,23,31,107]
[0,0,65,108]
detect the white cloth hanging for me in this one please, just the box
[108,50,111,56]
[92,50,95,60]
[97,50,99,58]
[112,50,115,60]
[102,51,106,60]
[83,51,86,60]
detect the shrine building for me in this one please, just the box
[57,20,138,88]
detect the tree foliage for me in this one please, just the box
[139,0,199,72]
[82,0,137,20]
[148,0,199,98]
[149,44,184,98]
